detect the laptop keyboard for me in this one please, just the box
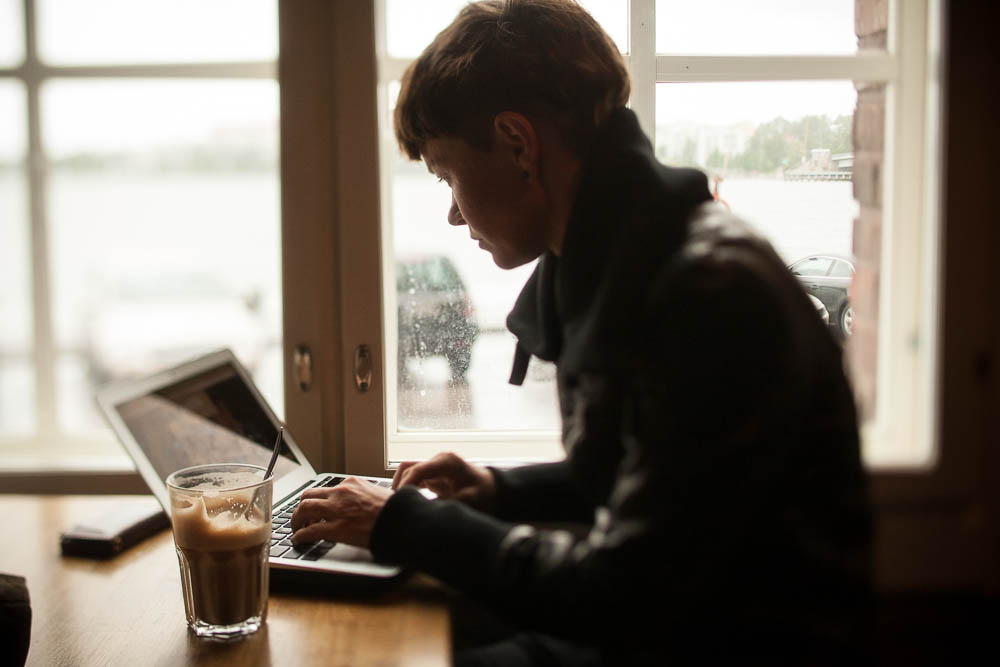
[269,475,392,560]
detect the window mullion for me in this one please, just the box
[872,0,936,465]
[628,0,656,138]
[23,0,57,437]
[30,62,277,79]
[374,0,401,451]
[656,53,898,83]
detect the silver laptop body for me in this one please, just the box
[96,348,404,584]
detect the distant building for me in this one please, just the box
[785,150,853,181]
[831,152,853,171]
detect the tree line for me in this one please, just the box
[696,114,852,173]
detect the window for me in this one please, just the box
[0,78,30,437]
[376,1,630,465]
[0,0,282,466]
[792,257,835,278]
[830,259,854,278]
[0,1,22,67]
[366,0,940,471]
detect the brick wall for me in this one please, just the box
[846,0,887,421]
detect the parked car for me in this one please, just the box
[808,294,830,326]
[788,254,855,338]
[396,255,479,382]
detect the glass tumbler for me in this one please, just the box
[166,463,272,638]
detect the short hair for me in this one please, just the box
[394,0,630,160]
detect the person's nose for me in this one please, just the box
[447,194,466,226]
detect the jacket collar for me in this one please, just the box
[506,108,711,384]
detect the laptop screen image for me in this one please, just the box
[112,361,302,489]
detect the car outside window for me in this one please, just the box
[830,259,854,278]
[791,257,833,277]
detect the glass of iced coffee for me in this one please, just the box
[166,463,272,639]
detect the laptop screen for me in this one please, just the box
[112,361,302,485]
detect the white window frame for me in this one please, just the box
[375,4,565,467]
[366,0,942,475]
[651,0,942,473]
[0,0,276,471]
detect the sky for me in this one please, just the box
[21,0,277,64]
[386,0,857,59]
[655,0,856,55]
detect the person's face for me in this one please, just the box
[422,128,550,270]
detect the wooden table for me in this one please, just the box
[0,495,451,666]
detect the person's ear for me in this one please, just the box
[493,112,539,182]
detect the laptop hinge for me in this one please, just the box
[274,479,317,509]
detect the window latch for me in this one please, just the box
[354,344,373,393]
[293,344,312,392]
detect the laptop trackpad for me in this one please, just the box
[317,543,402,579]
[324,543,375,562]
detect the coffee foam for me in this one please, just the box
[179,470,263,493]
[171,481,270,551]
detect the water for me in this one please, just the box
[388,170,856,437]
[717,177,856,263]
[390,171,856,330]
[0,170,283,439]
[1,169,855,446]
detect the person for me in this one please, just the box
[290,1,873,664]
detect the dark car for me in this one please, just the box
[807,293,830,326]
[788,254,855,339]
[396,255,479,382]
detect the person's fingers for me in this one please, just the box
[396,452,465,490]
[289,497,332,531]
[394,460,435,490]
[290,519,337,546]
[392,461,419,489]
[452,486,479,504]
[418,475,457,497]
[300,485,341,500]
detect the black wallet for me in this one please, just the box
[60,498,170,559]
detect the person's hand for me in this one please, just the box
[393,452,497,513]
[289,477,392,549]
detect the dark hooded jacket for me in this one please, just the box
[371,108,872,664]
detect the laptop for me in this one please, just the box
[96,347,407,589]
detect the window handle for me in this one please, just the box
[293,344,312,392]
[354,344,373,393]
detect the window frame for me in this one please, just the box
[365,0,944,478]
